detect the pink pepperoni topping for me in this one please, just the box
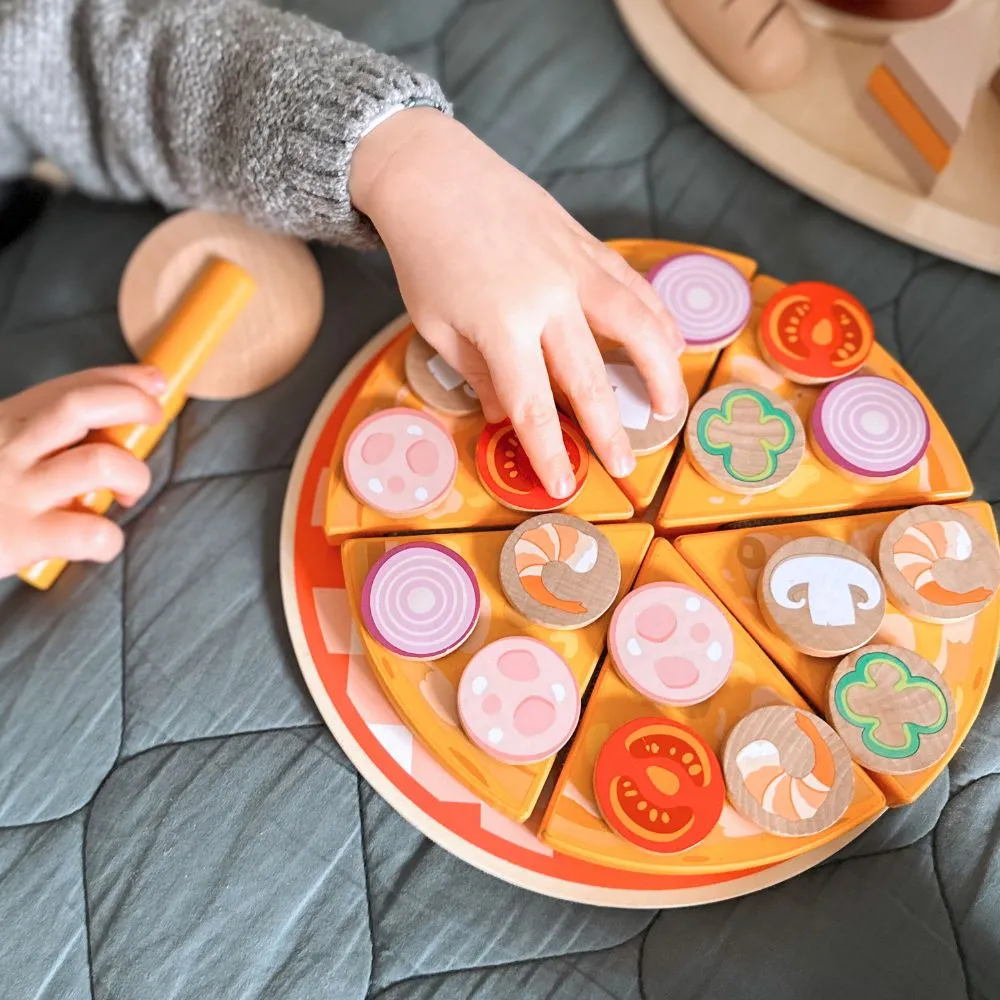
[406,438,440,476]
[513,697,556,737]
[636,603,677,643]
[497,648,540,682]
[360,432,394,465]
[655,656,699,689]
[690,622,710,643]
[609,582,734,706]
[457,637,580,765]
[344,407,458,517]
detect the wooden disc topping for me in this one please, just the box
[759,537,886,656]
[827,644,955,775]
[344,407,458,517]
[404,331,481,415]
[476,415,590,512]
[757,281,875,384]
[500,514,621,630]
[686,383,805,494]
[594,718,725,854]
[809,375,930,481]
[604,349,688,456]
[457,637,580,764]
[361,542,480,660]
[609,583,734,706]
[723,705,854,838]
[647,253,752,352]
[878,505,1000,623]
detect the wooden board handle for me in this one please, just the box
[18,256,256,590]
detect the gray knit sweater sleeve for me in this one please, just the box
[0,0,451,246]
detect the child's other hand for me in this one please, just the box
[350,109,685,500]
[0,366,164,579]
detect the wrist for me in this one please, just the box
[349,106,457,222]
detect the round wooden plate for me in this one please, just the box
[613,0,1000,274]
[279,313,879,907]
[119,210,324,399]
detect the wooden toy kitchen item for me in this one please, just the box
[758,536,886,656]
[119,210,323,399]
[405,333,481,416]
[603,349,688,456]
[19,256,256,591]
[664,0,811,92]
[859,2,996,190]
[826,644,956,775]
[877,505,1000,622]
[685,382,806,494]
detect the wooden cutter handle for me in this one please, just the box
[19,256,256,591]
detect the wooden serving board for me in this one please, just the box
[614,0,1000,273]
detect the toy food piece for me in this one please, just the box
[757,281,875,385]
[665,0,810,93]
[404,332,480,416]
[603,349,688,456]
[343,407,458,517]
[360,541,480,660]
[476,415,590,512]
[457,637,580,764]
[759,537,886,656]
[723,705,854,837]
[119,210,323,399]
[19,256,256,591]
[809,374,930,482]
[859,3,994,190]
[593,718,725,853]
[648,253,752,353]
[878,505,1000,622]
[609,583,734,706]
[500,514,620,630]
[827,644,956,775]
[686,382,805,494]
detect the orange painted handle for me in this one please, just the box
[19,256,256,590]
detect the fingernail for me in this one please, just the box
[673,336,686,357]
[611,451,636,479]
[552,474,577,500]
[144,366,167,392]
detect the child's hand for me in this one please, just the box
[0,366,164,579]
[350,109,685,499]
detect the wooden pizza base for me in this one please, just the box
[119,210,324,399]
[279,309,882,907]
[613,0,1000,274]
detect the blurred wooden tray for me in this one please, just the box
[614,0,1000,273]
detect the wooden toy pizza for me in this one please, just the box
[826,644,956,776]
[282,239,998,907]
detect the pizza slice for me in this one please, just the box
[675,502,1000,805]
[657,275,972,533]
[538,538,886,874]
[341,522,654,822]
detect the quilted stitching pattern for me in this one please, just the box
[0,0,997,997]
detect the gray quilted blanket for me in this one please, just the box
[1,1,998,998]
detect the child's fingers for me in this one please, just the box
[20,510,125,567]
[480,336,575,499]
[581,269,686,419]
[9,382,163,462]
[544,317,635,479]
[592,247,684,357]
[28,444,152,511]
[419,321,506,423]
[6,365,166,420]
